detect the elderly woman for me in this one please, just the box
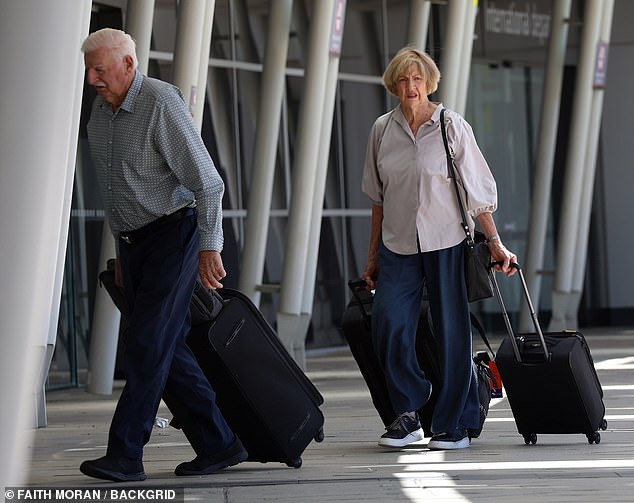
[362,47,516,450]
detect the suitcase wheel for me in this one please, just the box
[600,419,608,431]
[523,433,537,445]
[286,457,302,469]
[587,432,601,444]
[314,427,325,443]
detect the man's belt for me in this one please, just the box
[119,206,196,245]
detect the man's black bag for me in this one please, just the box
[190,281,224,325]
[343,279,496,438]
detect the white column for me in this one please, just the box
[277,0,336,366]
[569,0,615,323]
[301,1,346,333]
[438,0,467,107]
[407,0,431,51]
[84,225,120,395]
[193,0,216,131]
[520,0,572,331]
[549,0,604,331]
[86,0,157,395]
[172,0,206,119]
[125,0,156,74]
[454,0,477,116]
[239,0,294,305]
[0,0,91,487]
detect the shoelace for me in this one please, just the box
[386,414,414,432]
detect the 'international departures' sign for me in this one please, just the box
[473,0,583,66]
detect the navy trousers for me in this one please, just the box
[372,241,480,434]
[106,211,235,461]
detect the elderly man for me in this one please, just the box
[79,28,246,482]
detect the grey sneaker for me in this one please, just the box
[378,413,424,448]
[427,428,470,450]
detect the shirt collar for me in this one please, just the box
[393,102,444,129]
[119,70,143,114]
[430,102,444,123]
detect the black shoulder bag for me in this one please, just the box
[439,108,493,303]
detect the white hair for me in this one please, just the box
[81,28,138,69]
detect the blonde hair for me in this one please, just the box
[382,47,441,97]
[81,28,138,69]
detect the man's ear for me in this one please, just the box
[123,54,135,73]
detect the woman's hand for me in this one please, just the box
[475,212,517,276]
[488,240,517,276]
[362,258,379,290]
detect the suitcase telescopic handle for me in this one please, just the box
[488,262,550,363]
[347,278,372,328]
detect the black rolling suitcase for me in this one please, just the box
[491,264,607,445]
[187,287,325,468]
[341,279,441,436]
[98,263,325,467]
[342,279,497,438]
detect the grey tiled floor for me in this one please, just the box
[24,329,634,502]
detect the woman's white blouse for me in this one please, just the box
[362,104,497,254]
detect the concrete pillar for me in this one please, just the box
[407,0,431,51]
[549,0,604,331]
[454,0,477,116]
[85,225,120,395]
[86,0,156,395]
[172,0,206,119]
[302,2,346,330]
[0,0,91,486]
[520,0,572,331]
[568,0,614,323]
[277,0,336,367]
[239,0,294,305]
[125,0,156,74]
[438,0,467,107]
[193,0,216,131]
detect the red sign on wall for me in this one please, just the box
[330,0,347,56]
[593,41,609,89]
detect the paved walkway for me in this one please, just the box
[23,329,634,502]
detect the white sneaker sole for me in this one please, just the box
[427,436,470,450]
[378,428,424,448]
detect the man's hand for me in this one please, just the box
[199,250,226,289]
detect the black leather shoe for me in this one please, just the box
[175,438,248,476]
[80,455,146,482]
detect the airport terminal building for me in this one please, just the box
[2,0,632,410]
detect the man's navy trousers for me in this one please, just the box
[106,209,235,461]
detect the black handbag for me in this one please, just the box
[439,109,493,303]
[190,281,224,325]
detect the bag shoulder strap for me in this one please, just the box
[371,109,397,185]
[376,108,397,150]
[440,108,473,245]
[470,311,495,358]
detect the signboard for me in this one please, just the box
[483,1,551,43]
[473,0,581,66]
[329,0,347,56]
[593,40,609,89]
